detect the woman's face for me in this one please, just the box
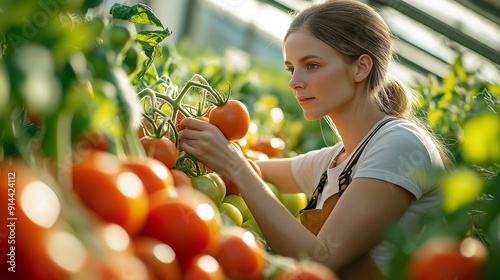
[283,29,357,120]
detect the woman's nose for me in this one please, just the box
[288,72,304,90]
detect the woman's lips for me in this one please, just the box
[298,96,315,105]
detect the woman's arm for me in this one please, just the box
[178,118,413,271]
[256,159,303,193]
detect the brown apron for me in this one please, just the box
[300,193,385,280]
[299,118,395,280]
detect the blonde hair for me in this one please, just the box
[285,0,453,166]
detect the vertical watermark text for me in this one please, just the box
[6,171,16,273]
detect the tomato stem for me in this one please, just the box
[175,153,203,177]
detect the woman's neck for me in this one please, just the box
[329,95,387,155]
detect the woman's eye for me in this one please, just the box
[286,67,294,74]
[306,63,319,70]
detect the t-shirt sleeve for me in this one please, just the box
[354,123,443,199]
[290,144,341,195]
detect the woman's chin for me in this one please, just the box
[303,113,322,121]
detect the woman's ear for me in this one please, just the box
[354,54,373,83]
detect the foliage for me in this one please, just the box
[386,57,500,279]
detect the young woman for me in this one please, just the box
[178,0,448,278]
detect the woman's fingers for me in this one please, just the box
[178,117,211,131]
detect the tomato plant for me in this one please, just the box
[209,99,250,141]
[72,151,149,235]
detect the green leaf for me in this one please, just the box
[136,29,172,51]
[109,3,164,28]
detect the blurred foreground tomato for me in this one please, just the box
[72,151,149,235]
[124,157,174,194]
[80,223,150,280]
[183,255,225,280]
[211,226,266,280]
[140,136,178,169]
[0,159,67,279]
[141,187,222,269]
[407,236,488,280]
[133,236,182,280]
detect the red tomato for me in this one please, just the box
[0,159,67,280]
[171,169,193,188]
[183,255,225,280]
[204,105,216,118]
[277,261,340,280]
[141,187,222,269]
[72,151,149,235]
[407,236,488,280]
[140,136,178,169]
[222,176,240,196]
[211,227,266,280]
[133,236,182,280]
[123,157,175,194]
[209,100,250,141]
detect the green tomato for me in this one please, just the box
[191,174,226,205]
[218,202,243,227]
[105,21,136,54]
[279,192,308,219]
[242,215,263,241]
[223,194,251,222]
[122,44,141,75]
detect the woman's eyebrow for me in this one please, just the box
[284,55,322,65]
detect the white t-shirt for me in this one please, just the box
[290,116,444,275]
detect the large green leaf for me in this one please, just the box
[136,29,172,51]
[109,3,164,28]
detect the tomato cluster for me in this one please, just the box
[0,1,343,279]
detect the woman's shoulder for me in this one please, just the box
[376,118,439,152]
[291,142,344,170]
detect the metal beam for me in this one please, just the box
[369,0,500,66]
[454,0,500,27]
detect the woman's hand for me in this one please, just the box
[178,117,248,179]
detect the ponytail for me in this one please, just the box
[376,76,418,119]
[377,76,455,168]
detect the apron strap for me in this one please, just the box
[337,117,395,197]
[300,118,396,213]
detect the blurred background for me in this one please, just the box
[97,0,500,86]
